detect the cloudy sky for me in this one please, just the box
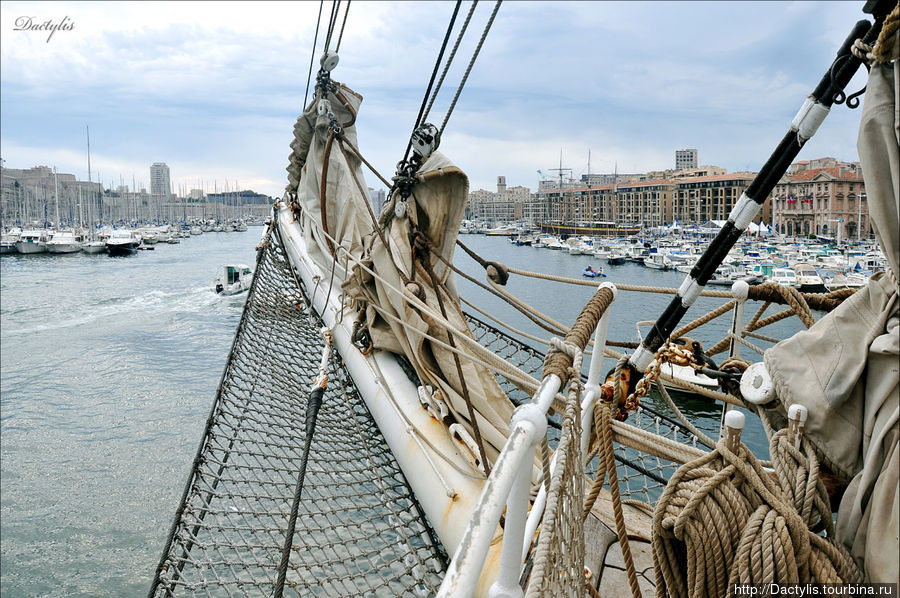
[0,1,872,198]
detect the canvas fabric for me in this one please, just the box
[764,61,899,583]
[293,79,515,466]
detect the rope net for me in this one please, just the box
[466,313,702,506]
[149,226,447,597]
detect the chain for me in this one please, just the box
[615,342,703,420]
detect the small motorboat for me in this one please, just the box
[582,265,605,278]
[106,230,140,256]
[213,264,253,295]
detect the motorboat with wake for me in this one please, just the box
[212,264,253,295]
[150,2,899,596]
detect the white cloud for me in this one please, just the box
[1,1,875,198]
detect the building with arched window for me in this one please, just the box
[771,160,869,240]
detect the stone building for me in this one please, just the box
[771,161,868,239]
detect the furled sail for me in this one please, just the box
[764,59,899,583]
[286,78,517,472]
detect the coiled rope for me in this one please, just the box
[652,429,861,598]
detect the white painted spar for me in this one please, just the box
[791,96,830,142]
[275,203,504,594]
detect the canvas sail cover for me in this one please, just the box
[344,150,517,467]
[764,61,899,583]
[287,78,516,470]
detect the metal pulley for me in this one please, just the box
[410,123,440,160]
[320,51,339,72]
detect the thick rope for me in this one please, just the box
[873,2,900,63]
[542,286,615,384]
[656,379,717,450]
[747,283,854,318]
[597,400,643,598]
[672,300,736,341]
[653,431,862,598]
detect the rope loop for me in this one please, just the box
[545,337,581,367]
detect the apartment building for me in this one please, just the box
[671,172,772,225]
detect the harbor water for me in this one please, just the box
[0,230,808,596]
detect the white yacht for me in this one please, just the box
[45,230,83,254]
[82,240,108,254]
[771,267,799,288]
[1,229,21,254]
[644,252,672,270]
[14,229,49,254]
[793,262,826,293]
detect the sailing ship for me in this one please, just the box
[150,1,899,596]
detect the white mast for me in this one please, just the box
[53,166,60,229]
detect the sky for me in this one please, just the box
[0,1,874,198]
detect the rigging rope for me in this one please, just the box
[401,1,462,165]
[302,0,325,109]
[439,0,503,134]
[334,0,351,52]
[323,0,340,54]
[422,0,479,123]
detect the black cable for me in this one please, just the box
[273,383,326,598]
[440,0,502,134]
[401,1,462,165]
[323,0,339,53]
[422,0,479,123]
[335,0,351,52]
[302,0,326,110]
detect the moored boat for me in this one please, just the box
[106,230,140,256]
[14,229,49,254]
[793,262,827,293]
[45,230,83,254]
[1,229,21,254]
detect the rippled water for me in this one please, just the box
[0,230,806,596]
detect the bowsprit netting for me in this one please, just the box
[149,225,447,597]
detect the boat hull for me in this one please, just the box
[107,242,138,256]
[275,203,503,592]
[47,243,82,254]
[15,241,47,254]
[82,243,107,254]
